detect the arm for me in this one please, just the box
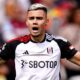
[0,43,14,60]
[69,51,80,66]
[0,40,20,61]
[0,41,17,61]
[0,43,11,66]
[55,37,80,66]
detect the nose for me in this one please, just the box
[33,23,38,25]
[33,18,38,25]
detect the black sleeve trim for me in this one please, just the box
[54,39,78,59]
[62,48,77,59]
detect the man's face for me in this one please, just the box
[26,10,48,37]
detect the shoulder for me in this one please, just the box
[54,36,68,42]
[1,35,31,50]
[5,35,31,48]
[46,33,71,50]
[7,35,31,44]
[46,33,68,43]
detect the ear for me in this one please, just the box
[44,18,49,26]
[45,18,50,30]
[46,18,49,24]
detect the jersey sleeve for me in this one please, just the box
[0,43,14,60]
[0,40,20,60]
[55,37,78,59]
[0,35,30,61]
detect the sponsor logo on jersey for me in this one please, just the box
[21,60,57,68]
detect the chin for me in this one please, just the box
[32,33,40,37]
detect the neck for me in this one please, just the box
[31,32,45,43]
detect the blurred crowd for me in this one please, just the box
[0,0,80,80]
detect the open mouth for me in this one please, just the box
[32,27,39,30]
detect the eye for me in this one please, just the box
[29,17,34,20]
[36,17,43,20]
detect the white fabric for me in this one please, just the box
[15,37,61,80]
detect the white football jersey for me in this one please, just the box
[0,33,77,80]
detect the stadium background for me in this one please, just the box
[0,0,80,80]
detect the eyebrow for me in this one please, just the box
[29,17,43,20]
